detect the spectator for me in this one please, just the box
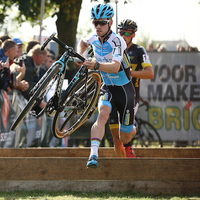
[21,44,48,113]
[39,53,56,79]
[187,45,199,52]
[0,58,9,90]
[10,37,29,92]
[0,39,18,63]
[146,43,154,51]
[176,44,185,52]
[0,34,11,43]
[12,38,24,58]
[25,40,40,54]
[0,39,18,92]
[155,43,161,51]
[47,48,56,56]
[157,43,167,52]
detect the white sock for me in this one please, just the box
[90,138,101,158]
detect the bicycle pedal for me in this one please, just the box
[46,110,56,117]
[30,111,37,118]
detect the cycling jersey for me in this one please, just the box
[83,31,135,133]
[83,31,131,86]
[128,43,152,113]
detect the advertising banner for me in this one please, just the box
[139,52,200,142]
[0,90,16,148]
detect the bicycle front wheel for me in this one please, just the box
[11,64,61,131]
[138,120,163,147]
[52,71,101,139]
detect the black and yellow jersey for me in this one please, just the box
[128,43,152,104]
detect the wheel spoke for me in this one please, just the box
[52,71,101,139]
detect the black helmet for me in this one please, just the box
[117,19,138,33]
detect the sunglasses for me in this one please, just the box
[119,31,132,37]
[92,20,111,26]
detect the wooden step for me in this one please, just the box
[0,148,199,195]
[1,157,199,181]
[0,147,200,158]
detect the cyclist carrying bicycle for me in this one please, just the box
[77,4,136,168]
[109,19,154,157]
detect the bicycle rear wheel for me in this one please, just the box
[52,71,101,139]
[138,120,163,147]
[10,64,61,131]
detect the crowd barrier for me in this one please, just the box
[1,52,200,147]
[0,90,62,148]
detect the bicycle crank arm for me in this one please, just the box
[30,107,45,119]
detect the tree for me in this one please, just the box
[0,0,130,69]
[0,0,83,69]
[0,0,82,52]
[54,0,82,57]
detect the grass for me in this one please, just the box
[0,191,199,200]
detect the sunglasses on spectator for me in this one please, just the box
[92,20,111,26]
[119,31,132,37]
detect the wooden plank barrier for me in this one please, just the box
[0,147,200,158]
[0,148,199,195]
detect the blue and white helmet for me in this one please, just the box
[91,4,114,19]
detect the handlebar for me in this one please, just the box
[41,32,56,50]
[41,32,85,62]
[69,57,83,63]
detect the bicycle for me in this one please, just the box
[131,102,163,147]
[11,32,102,139]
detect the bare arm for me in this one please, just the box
[84,60,120,74]
[77,39,88,55]
[0,57,9,69]
[10,62,26,82]
[75,40,89,66]
[77,40,120,73]
[14,80,29,91]
[16,63,26,81]
[131,65,154,79]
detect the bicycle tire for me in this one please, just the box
[52,71,101,139]
[10,64,61,131]
[138,120,163,147]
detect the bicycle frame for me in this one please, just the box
[132,103,163,147]
[10,32,102,134]
[29,33,86,118]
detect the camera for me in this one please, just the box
[13,54,26,67]
[3,72,16,91]
[10,72,16,88]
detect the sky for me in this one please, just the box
[2,0,200,51]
